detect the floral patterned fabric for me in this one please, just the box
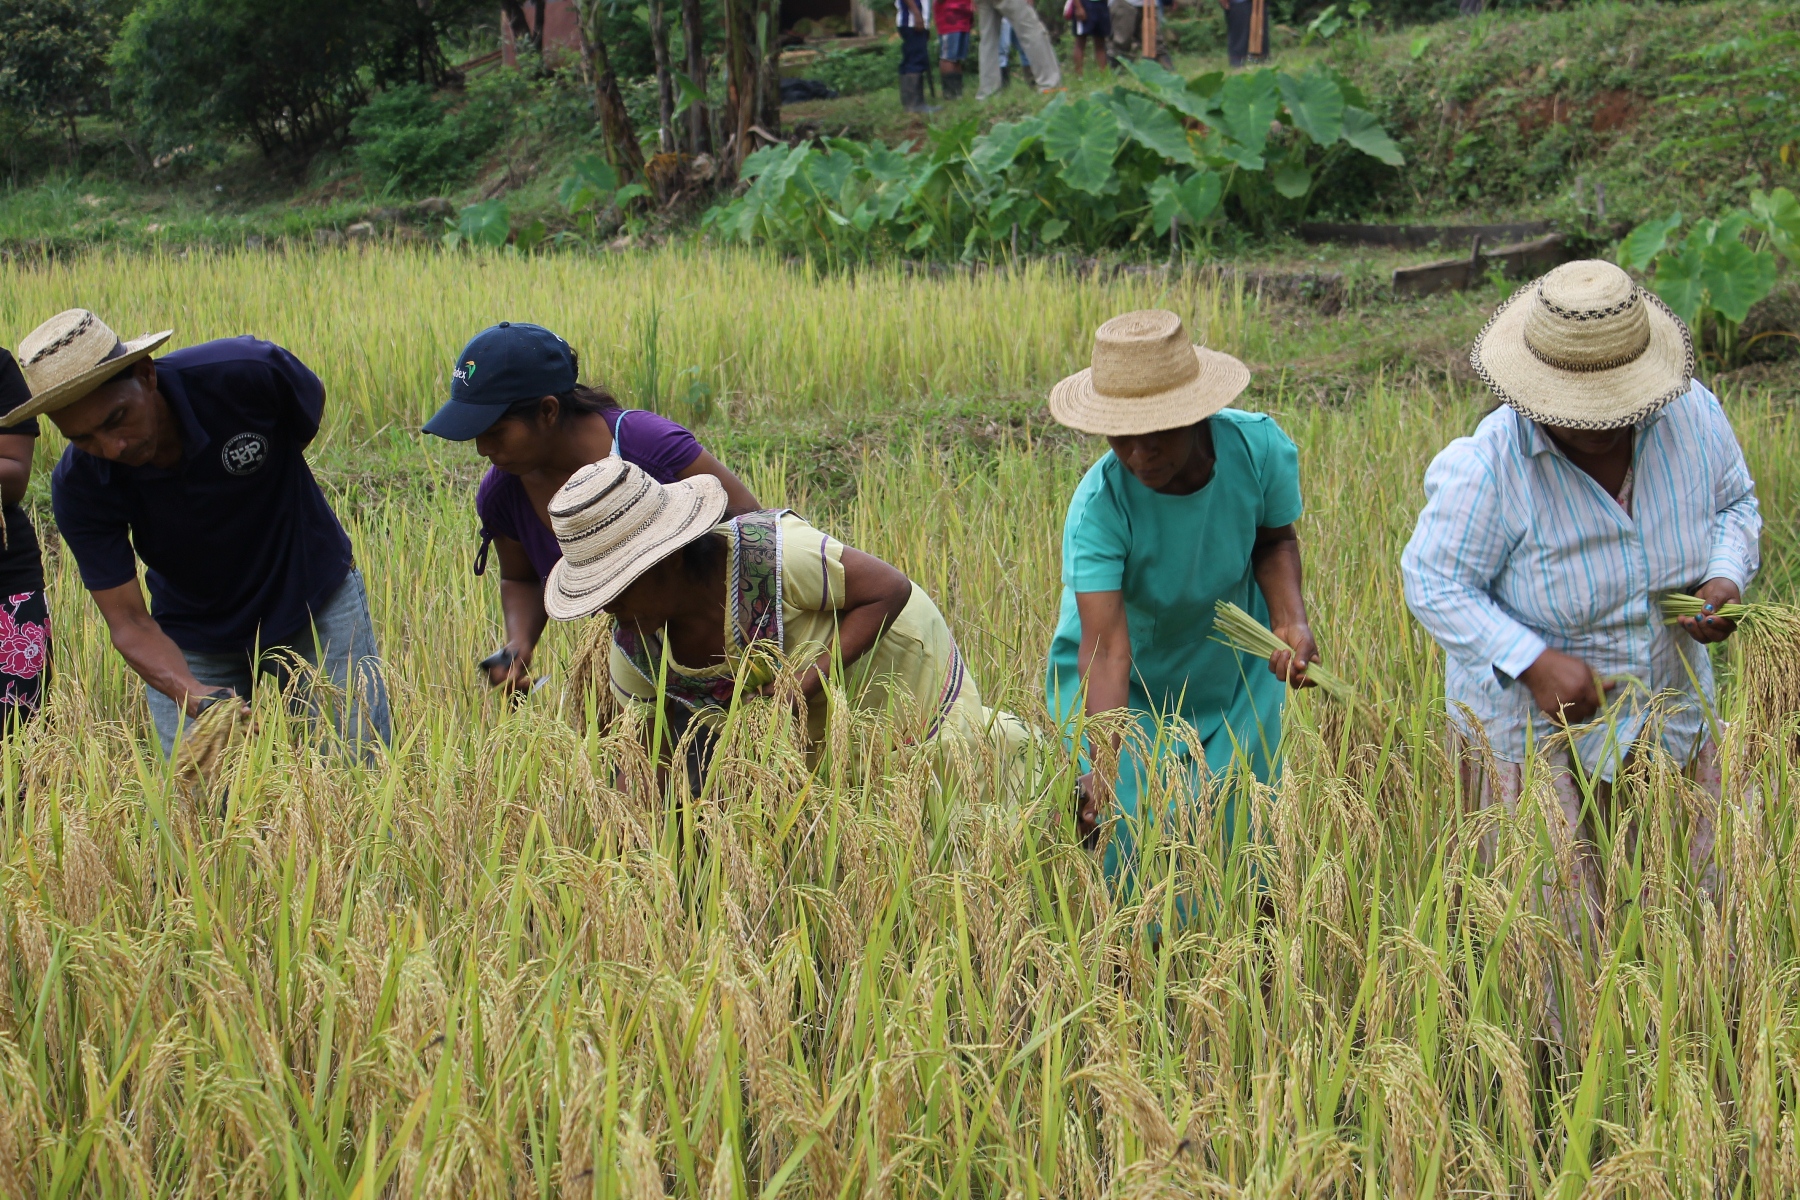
[0,589,49,724]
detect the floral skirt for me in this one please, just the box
[0,589,50,727]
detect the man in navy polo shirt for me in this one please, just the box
[12,308,390,757]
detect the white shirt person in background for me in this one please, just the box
[1402,260,1759,931]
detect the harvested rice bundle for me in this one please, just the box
[171,697,252,790]
[1659,592,1800,742]
[1211,600,1357,704]
[1656,592,1754,625]
[563,614,620,729]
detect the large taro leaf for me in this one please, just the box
[1276,72,1344,146]
[1650,241,1708,327]
[864,142,918,184]
[1698,237,1777,324]
[455,200,511,248]
[1148,170,1223,234]
[1203,132,1263,172]
[1124,59,1219,125]
[968,115,1046,177]
[1342,106,1405,166]
[1108,91,1196,166]
[733,143,812,239]
[1271,160,1312,199]
[1616,212,1683,273]
[1750,187,1800,264]
[1042,99,1123,195]
[1219,70,1280,157]
[802,150,858,206]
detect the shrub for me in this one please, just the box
[1618,187,1800,365]
[350,73,524,196]
[112,0,494,162]
[703,62,1404,261]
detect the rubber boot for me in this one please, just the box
[941,68,964,99]
[1000,65,1012,89]
[899,73,938,113]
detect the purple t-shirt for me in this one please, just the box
[476,406,705,580]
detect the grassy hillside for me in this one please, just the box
[2,0,1793,255]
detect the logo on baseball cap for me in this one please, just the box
[423,322,578,441]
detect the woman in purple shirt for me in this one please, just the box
[424,322,757,693]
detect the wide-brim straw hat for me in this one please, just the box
[1049,309,1250,437]
[1471,259,1695,430]
[10,309,173,423]
[545,457,729,621]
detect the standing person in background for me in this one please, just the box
[1066,0,1110,75]
[896,0,938,112]
[1225,0,1267,66]
[936,0,973,98]
[0,349,51,730]
[20,309,391,759]
[1045,310,1321,876]
[974,0,1060,99]
[421,322,757,697]
[1110,0,1173,65]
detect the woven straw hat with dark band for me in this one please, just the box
[1470,259,1695,431]
[10,309,173,423]
[1050,309,1250,437]
[545,457,729,621]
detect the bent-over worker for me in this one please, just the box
[1045,310,1321,877]
[544,458,1030,767]
[1402,260,1760,924]
[421,321,756,696]
[15,309,391,757]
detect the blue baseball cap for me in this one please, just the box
[422,321,579,441]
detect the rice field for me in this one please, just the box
[3,247,1800,1197]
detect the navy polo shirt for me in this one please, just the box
[51,337,354,655]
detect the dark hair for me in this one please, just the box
[499,382,621,427]
[679,529,727,581]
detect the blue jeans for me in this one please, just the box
[148,568,392,761]
[899,27,931,75]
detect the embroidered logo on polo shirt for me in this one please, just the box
[221,432,269,475]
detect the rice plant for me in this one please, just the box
[0,247,1796,1197]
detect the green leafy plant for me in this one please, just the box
[559,152,651,239]
[700,63,1403,263]
[1660,32,1800,191]
[441,199,510,250]
[349,72,525,197]
[1618,189,1798,365]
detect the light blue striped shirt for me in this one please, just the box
[1401,383,1760,773]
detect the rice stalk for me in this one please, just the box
[1211,599,1358,704]
[1660,592,1800,744]
[169,696,251,791]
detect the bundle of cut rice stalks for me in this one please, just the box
[1212,600,1358,705]
[563,613,620,730]
[171,697,253,793]
[1659,592,1800,742]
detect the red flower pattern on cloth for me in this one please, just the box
[0,597,47,680]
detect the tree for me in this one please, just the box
[113,0,375,160]
[0,0,118,153]
[571,0,647,181]
[112,0,490,163]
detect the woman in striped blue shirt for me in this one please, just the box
[1403,260,1760,921]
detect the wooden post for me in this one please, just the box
[1142,0,1158,60]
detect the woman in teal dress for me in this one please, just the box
[1044,310,1322,875]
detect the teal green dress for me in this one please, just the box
[1044,409,1304,875]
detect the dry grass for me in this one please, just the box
[0,247,1798,1197]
